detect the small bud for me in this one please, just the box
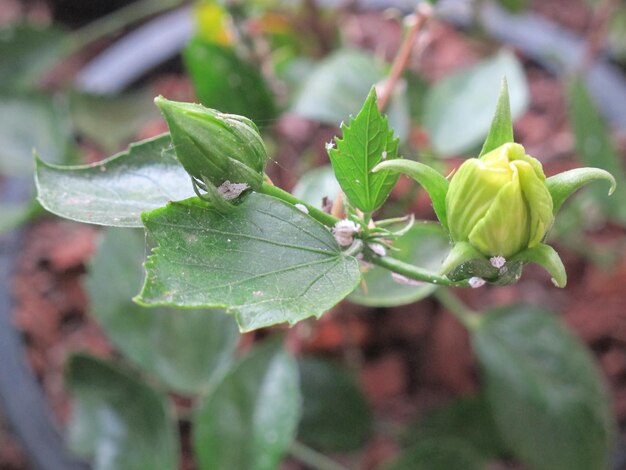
[368,243,387,257]
[155,96,268,193]
[446,143,554,258]
[294,203,309,214]
[469,277,486,288]
[333,220,360,247]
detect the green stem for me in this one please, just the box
[370,255,469,288]
[289,441,350,470]
[258,182,340,228]
[63,0,188,56]
[432,287,480,329]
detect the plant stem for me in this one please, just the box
[258,182,340,227]
[377,4,432,111]
[289,441,350,470]
[370,255,469,288]
[432,287,480,329]
[64,0,187,56]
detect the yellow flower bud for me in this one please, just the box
[446,143,554,258]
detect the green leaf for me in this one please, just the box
[372,159,449,229]
[298,357,371,452]
[183,37,275,124]
[546,167,616,214]
[193,340,301,470]
[0,24,66,90]
[69,89,160,153]
[424,50,528,156]
[35,134,195,227]
[382,439,486,470]
[0,93,72,175]
[472,306,616,470]
[404,394,509,460]
[479,77,514,157]
[565,75,626,221]
[291,165,341,208]
[86,227,238,394]
[291,48,410,142]
[66,354,179,470]
[137,192,361,331]
[509,243,566,287]
[328,88,400,213]
[349,222,450,307]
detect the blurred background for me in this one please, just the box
[1,0,626,469]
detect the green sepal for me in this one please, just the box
[479,77,514,157]
[373,159,449,230]
[441,242,526,286]
[546,168,616,214]
[510,243,567,288]
[439,241,485,276]
[192,176,236,213]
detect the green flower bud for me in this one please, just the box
[154,96,268,193]
[446,143,554,258]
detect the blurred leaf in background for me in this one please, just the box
[0,93,73,175]
[69,89,160,153]
[566,75,626,224]
[297,357,372,452]
[349,223,450,307]
[404,393,509,462]
[472,305,615,470]
[291,48,410,142]
[383,438,486,470]
[0,23,67,91]
[184,2,276,125]
[86,227,239,395]
[193,340,301,470]
[66,354,180,470]
[423,50,528,157]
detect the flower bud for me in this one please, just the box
[446,143,554,258]
[154,96,268,192]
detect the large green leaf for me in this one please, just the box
[0,93,72,175]
[350,222,450,307]
[193,340,301,470]
[35,134,195,227]
[404,394,509,461]
[566,75,626,222]
[183,37,275,125]
[382,439,486,470]
[291,48,410,142]
[0,24,66,90]
[86,227,239,395]
[66,354,179,470]
[297,357,371,452]
[137,192,361,331]
[424,50,528,156]
[69,89,160,153]
[328,88,400,213]
[472,306,615,470]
